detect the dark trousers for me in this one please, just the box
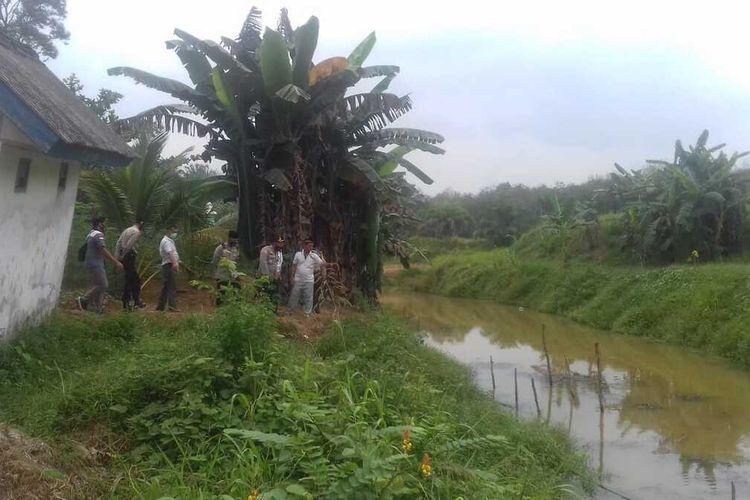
[82,266,108,313]
[121,250,141,308]
[216,280,241,306]
[156,263,177,311]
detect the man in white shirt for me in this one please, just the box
[288,239,322,315]
[156,225,180,312]
[115,221,144,310]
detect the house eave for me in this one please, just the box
[0,82,134,168]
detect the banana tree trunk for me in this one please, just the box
[361,192,381,303]
[236,158,259,258]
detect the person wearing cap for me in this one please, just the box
[258,237,284,310]
[115,220,145,311]
[77,217,124,313]
[288,239,323,315]
[212,230,241,305]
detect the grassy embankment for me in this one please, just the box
[0,304,590,499]
[391,245,750,366]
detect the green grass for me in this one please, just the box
[389,248,750,366]
[0,306,590,499]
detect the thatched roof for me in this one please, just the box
[0,34,134,166]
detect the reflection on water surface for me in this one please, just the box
[382,292,750,500]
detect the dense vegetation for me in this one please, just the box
[415,131,750,266]
[390,247,750,366]
[107,8,442,301]
[0,306,589,498]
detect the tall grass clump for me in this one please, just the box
[0,307,590,498]
[390,248,750,365]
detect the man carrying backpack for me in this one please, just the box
[77,217,123,313]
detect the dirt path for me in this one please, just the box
[0,425,81,500]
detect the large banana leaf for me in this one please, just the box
[197,37,254,75]
[165,39,213,91]
[396,156,433,185]
[371,75,395,93]
[342,93,413,136]
[115,104,216,138]
[107,67,209,106]
[292,16,319,88]
[358,65,399,78]
[237,7,263,52]
[354,128,446,154]
[355,127,444,145]
[259,28,292,96]
[275,84,310,103]
[212,67,242,127]
[348,31,376,68]
[345,157,384,190]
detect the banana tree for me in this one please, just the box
[108,7,443,300]
[612,130,748,263]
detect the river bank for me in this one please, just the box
[388,248,750,366]
[381,291,750,499]
[0,304,590,499]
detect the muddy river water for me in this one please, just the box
[382,292,750,499]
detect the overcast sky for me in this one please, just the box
[46,0,750,195]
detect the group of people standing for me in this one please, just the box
[77,217,325,315]
[257,237,325,315]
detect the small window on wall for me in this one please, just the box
[14,158,31,193]
[58,163,69,193]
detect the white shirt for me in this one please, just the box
[159,235,179,265]
[292,250,322,283]
[258,245,283,278]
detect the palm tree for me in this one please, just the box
[79,129,235,233]
[107,8,443,300]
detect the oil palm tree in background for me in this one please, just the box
[107,7,443,300]
[79,129,236,233]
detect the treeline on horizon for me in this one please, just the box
[412,131,750,266]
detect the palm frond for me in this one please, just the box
[79,170,134,230]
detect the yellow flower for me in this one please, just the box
[248,489,260,500]
[402,429,413,454]
[420,453,433,479]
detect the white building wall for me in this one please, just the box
[0,126,80,340]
